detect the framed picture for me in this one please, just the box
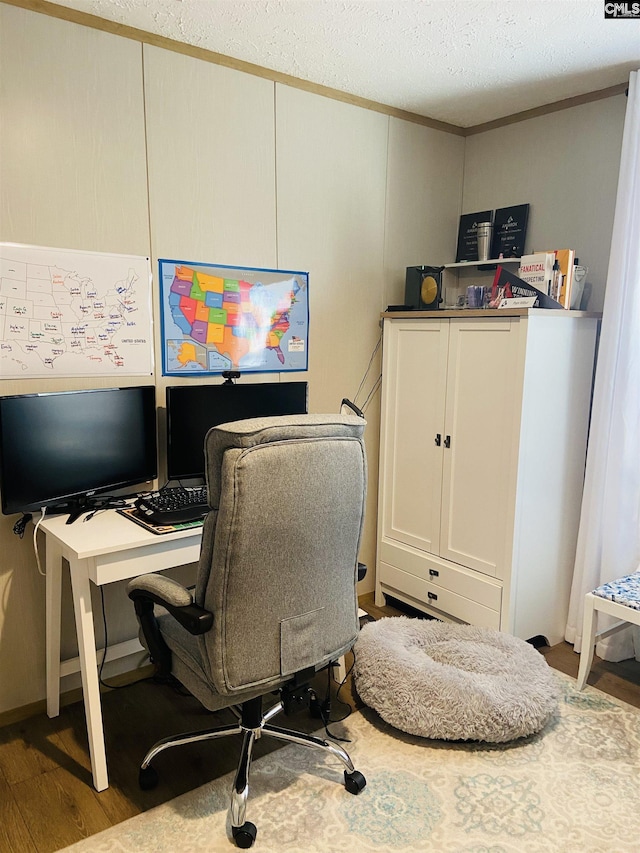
[490,204,530,259]
[159,258,309,376]
[455,211,493,262]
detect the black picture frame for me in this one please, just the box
[455,211,493,262]
[490,204,530,259]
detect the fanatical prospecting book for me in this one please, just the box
[489,265,563,309]
[518,252,555,296]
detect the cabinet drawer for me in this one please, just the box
[379,539,502,611]
[379,562,501,630]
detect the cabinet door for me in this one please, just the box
[379,319,448,554]
[439,318,521,576]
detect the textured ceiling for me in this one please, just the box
[46,0,640,127]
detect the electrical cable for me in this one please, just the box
[32,507,47,576]
[313,659,354,743]
[97,587,129,690]
[97,587,153,691]
[353,333,382,406]
[13,513,32,538]
[67,494,129,523]
[361,374,382,413]
[333,657,356,723]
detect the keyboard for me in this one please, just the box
[134,485,209,525]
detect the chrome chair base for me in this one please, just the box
[138,695,366,849]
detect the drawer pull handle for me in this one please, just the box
[428,591,438,601]
[429,569,439,577]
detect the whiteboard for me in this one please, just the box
[0,243,153,378]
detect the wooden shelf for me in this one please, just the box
[443,258,521,269]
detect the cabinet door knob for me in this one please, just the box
[444,435,451,448]
[428,591,438,600]
[434,433,441,446]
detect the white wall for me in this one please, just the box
[462,96,627,312]
[0,3,465,717]
[275,85,389,572]
[0,12,149,258]
[0,5,153,715]
[384,118,465,307]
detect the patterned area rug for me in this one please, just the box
[63,672,640,852]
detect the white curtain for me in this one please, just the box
[565,70,640,660]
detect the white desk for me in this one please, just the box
[42,510,203,792]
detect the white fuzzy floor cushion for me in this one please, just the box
[353,617,559,742]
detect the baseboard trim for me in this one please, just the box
[0,663,155,728]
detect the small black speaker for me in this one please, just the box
[404,266,443,310]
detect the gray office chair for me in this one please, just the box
[128,414,367,849]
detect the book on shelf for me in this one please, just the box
[489,265,563,310]
[544,248,575,309]
[518,252,555,296]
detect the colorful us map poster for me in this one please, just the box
[160,259,309,375]
[0,243,153,377]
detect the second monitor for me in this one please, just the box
[165,381,308,481]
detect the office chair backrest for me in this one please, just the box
[194,414,367,698]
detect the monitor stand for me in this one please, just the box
[66,501,91,524]
[48,496,93,524]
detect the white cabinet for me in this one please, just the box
[375,310,599,645]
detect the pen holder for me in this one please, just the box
[466,285,486,308]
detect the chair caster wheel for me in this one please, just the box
[139,764,159,790]
[232,821,257,848]
[344,769,366,794]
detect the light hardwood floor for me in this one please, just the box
[1,593,639,852]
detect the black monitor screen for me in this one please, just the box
[166,382,308,480]
[0,386,157,514]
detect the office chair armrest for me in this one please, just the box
[127,574,214,635]
[127,575,214,679]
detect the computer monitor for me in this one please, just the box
[0,386,157,515]
[165,381,308,481]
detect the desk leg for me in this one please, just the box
[69,557,109,792]
[45,540,63,718]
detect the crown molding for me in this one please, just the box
[464,83,629,135]
[1,0,629,139]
